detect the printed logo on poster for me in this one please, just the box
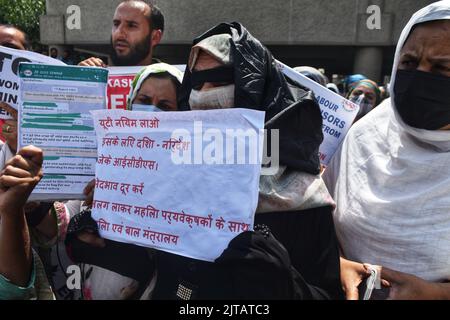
[342,99,359,112]
[276,60,360,166]
[23,69,33,77]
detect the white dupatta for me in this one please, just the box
[324,1,450,282]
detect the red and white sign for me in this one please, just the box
[107,67,143,110]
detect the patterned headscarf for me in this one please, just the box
[347,79,382,105]
[126,63,184,110]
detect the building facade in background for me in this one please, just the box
[40,0,435,83]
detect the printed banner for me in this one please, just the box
[0,46,65,119]
[277,61,360,165]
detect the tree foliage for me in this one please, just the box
[0,0,46,47]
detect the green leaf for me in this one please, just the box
[0,0,46,47]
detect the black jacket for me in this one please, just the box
[153,206,343,300]
[179,22,323,175]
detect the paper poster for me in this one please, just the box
[174,65,187,73]
[277,61,360,166]
[107,66,142,110]
[18,63,109,200]
[0,46,65,119]
[91,108,265,262]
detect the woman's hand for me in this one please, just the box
[78,57,106,68]
[83,179,95,207]
[381,267,450,300]
[0,146,43,213]
[340,257,371,300]
[0,146,43,287]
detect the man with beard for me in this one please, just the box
[79,0,164,67]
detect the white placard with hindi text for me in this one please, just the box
[277,61,360,166]
[91,109,265,262]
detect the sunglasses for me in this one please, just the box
[191,66,234,90]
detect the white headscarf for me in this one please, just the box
[323,1,450,282]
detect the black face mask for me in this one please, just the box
[394,69,450,130]
[191,66,234,90]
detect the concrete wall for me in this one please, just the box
[40,0,436,82]
[41,0,435,46]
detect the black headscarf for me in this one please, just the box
[178,22,323,175]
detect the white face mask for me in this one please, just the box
[351,94,373,117]
[189,84,235,110]
[132,104,163,112]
